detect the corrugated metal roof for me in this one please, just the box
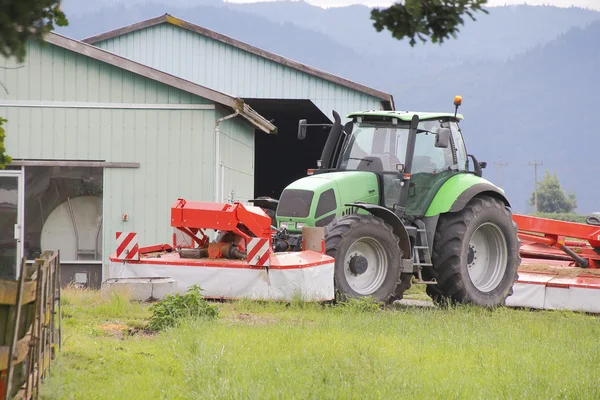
[83,14,395,110]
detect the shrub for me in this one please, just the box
[148,285,219,331]
[532,212,588,224]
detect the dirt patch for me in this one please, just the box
[224,313,280,326]
[99,323,128,334]
[519,263,600,278]
[126,327,155,338]
[98,323,155,338]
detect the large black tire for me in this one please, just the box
[389,273,414,303]
[424,195,520,307]
[324,214,403,303]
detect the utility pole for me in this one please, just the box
[494,161,508,188]
[529,160,543,212]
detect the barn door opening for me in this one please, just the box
[244,99,332,200]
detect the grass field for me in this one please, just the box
[41,286,600,400]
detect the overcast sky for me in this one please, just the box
[223,0,600,11]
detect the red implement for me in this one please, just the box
[514,214,600,268]
[170,199,273,243]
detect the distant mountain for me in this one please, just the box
[60,0,600,63]
[53,1,600,213]
[416,21,600,213]
[227,1,600,61]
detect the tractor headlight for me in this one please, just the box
[296,223,305,230]
[279,221,289,229]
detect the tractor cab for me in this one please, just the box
[337,111,468,216]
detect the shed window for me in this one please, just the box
[23,166,103,262]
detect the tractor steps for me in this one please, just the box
[413,221,436,284]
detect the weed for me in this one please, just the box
[147,285,219,331]
[332,295,383,313]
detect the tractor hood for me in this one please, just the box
[275,171,380,231]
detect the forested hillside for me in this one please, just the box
[55,1,600,213]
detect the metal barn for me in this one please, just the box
[0,33,274,286]
[84,14,395,198]
[0,17,394,287]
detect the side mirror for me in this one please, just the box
[435,128,451,148]
[298,119,307,140]
[467,154,485,177]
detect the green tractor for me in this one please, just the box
[262,97,520,306]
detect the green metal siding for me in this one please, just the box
[216,106,255,203]
[2,40,211,104]
[0,40,255,272]
[94,24,385,120]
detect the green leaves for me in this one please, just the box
[148,285,219,331]
[0,0,69,63]
[0,117,12,169]
[0,1,65,165]
[371,0,489,46]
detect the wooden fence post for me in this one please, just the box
[0,251,62,400]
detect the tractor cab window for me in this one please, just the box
[404,119,459,216]
[413,120,455,174]
[339,124,408,172]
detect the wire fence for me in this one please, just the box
[1,251,62,400]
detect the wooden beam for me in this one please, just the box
[0,281,37,306]
[0,335,32,370]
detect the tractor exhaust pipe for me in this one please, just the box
[395,114,420,219]
[319,110,342,169]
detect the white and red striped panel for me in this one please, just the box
[247,238,271,267]
[115,232,140,261]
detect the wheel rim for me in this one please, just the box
[467,222,508,293]
[344,237,388,295]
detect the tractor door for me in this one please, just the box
[404,119,460,216]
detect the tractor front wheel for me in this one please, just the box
[325,215,402,303]
[425,195,520,307]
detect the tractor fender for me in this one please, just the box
[449,183,511,212]
[345,203,411,259]
[425,174,511,217]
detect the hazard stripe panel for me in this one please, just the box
[247,238,270,267]
[116,232,140,261]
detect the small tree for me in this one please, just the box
[371,0,489,46]
[0,0,68,168]
[530,171,577,213]
[0,0,68,63]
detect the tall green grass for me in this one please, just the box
[42,288,600,400]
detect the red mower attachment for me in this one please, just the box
[505,215,600,313]
[170,199,273,266]
[109,199,335,302]
[514,214,600,268]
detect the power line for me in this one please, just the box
[494,161,508,188]
[529,160,543,212]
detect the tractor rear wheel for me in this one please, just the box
[324,214,402,303]
[425,195,520,307]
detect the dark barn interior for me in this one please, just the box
[246,99,334,200]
